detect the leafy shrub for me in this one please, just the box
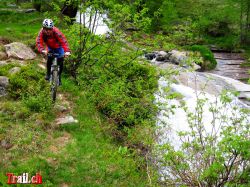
[8,65,52,112]
[67,31,158,127]
[0,63,17,76]
[187,45,217,70]
[157,89,250,186]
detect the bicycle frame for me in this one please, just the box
[47,52,60,102]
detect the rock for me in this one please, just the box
[0,87,7,97]
[1,140,13,149]
[158,51,168,57]
[9,67,21,75]
[169,50,188,65]
[156,55,166,61]
[145,53,156,60]
[25,9,36,13]
[192,63,201,71]
[146,51,170,61]
[56,116,78,125]
[4,42,36,60]
[0,76,9,97]
[238,92,250,100]
[0,76,9,87]
[0,51,7,60]
[38,64,46,69]
[55,105,68,112]
[0,61,7,66]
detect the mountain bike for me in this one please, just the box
[48,52,60,102]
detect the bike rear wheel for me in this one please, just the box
[51,70,58,102]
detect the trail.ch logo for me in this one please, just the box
[6,173,42,184]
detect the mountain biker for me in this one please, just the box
[36,18,71,85]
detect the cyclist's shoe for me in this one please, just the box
[45,74,50,81]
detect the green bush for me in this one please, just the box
[0,63,17,76]
[8,65,52,112]
[187,45,217,70]
[67,30,158,127]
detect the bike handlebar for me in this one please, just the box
[47,52,60,58]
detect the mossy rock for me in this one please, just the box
[186,45,217,70]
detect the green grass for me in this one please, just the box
[0,77,150,186]
[0,10,42,43]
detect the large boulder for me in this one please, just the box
[169,50,188,65]
[4,42,36,60]
[145,51,170,61]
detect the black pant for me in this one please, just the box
[47,56,64,79]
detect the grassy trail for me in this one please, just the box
[0,78,148,186]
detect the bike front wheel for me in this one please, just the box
[51,70,58,102]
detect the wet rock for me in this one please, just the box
[56,115,78,125]
[169,50,188,65]
[9,67,21,75]
[158,51,168,57]
[145,53,156,60]
[4,42,36,60]
[145,51,170,61]
[155,55,166,61]
[238,92,250,100]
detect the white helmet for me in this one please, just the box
[42,19,54,29]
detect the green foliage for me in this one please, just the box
[8,64,52,112]
[187,45,217,70]
[76,41,158,127]
[158,89,250,186]
[64,16,158,127]
[0,10,42,43]
[0,64,17,76]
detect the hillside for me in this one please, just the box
[1,0,250,186]
[0,3,156,186]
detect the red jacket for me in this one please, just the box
[36,27,70,53]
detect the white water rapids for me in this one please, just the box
[155,75,250,149]
[76,7,110,35]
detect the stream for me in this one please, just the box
[154,52,250,181]
[75,7,110,35]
